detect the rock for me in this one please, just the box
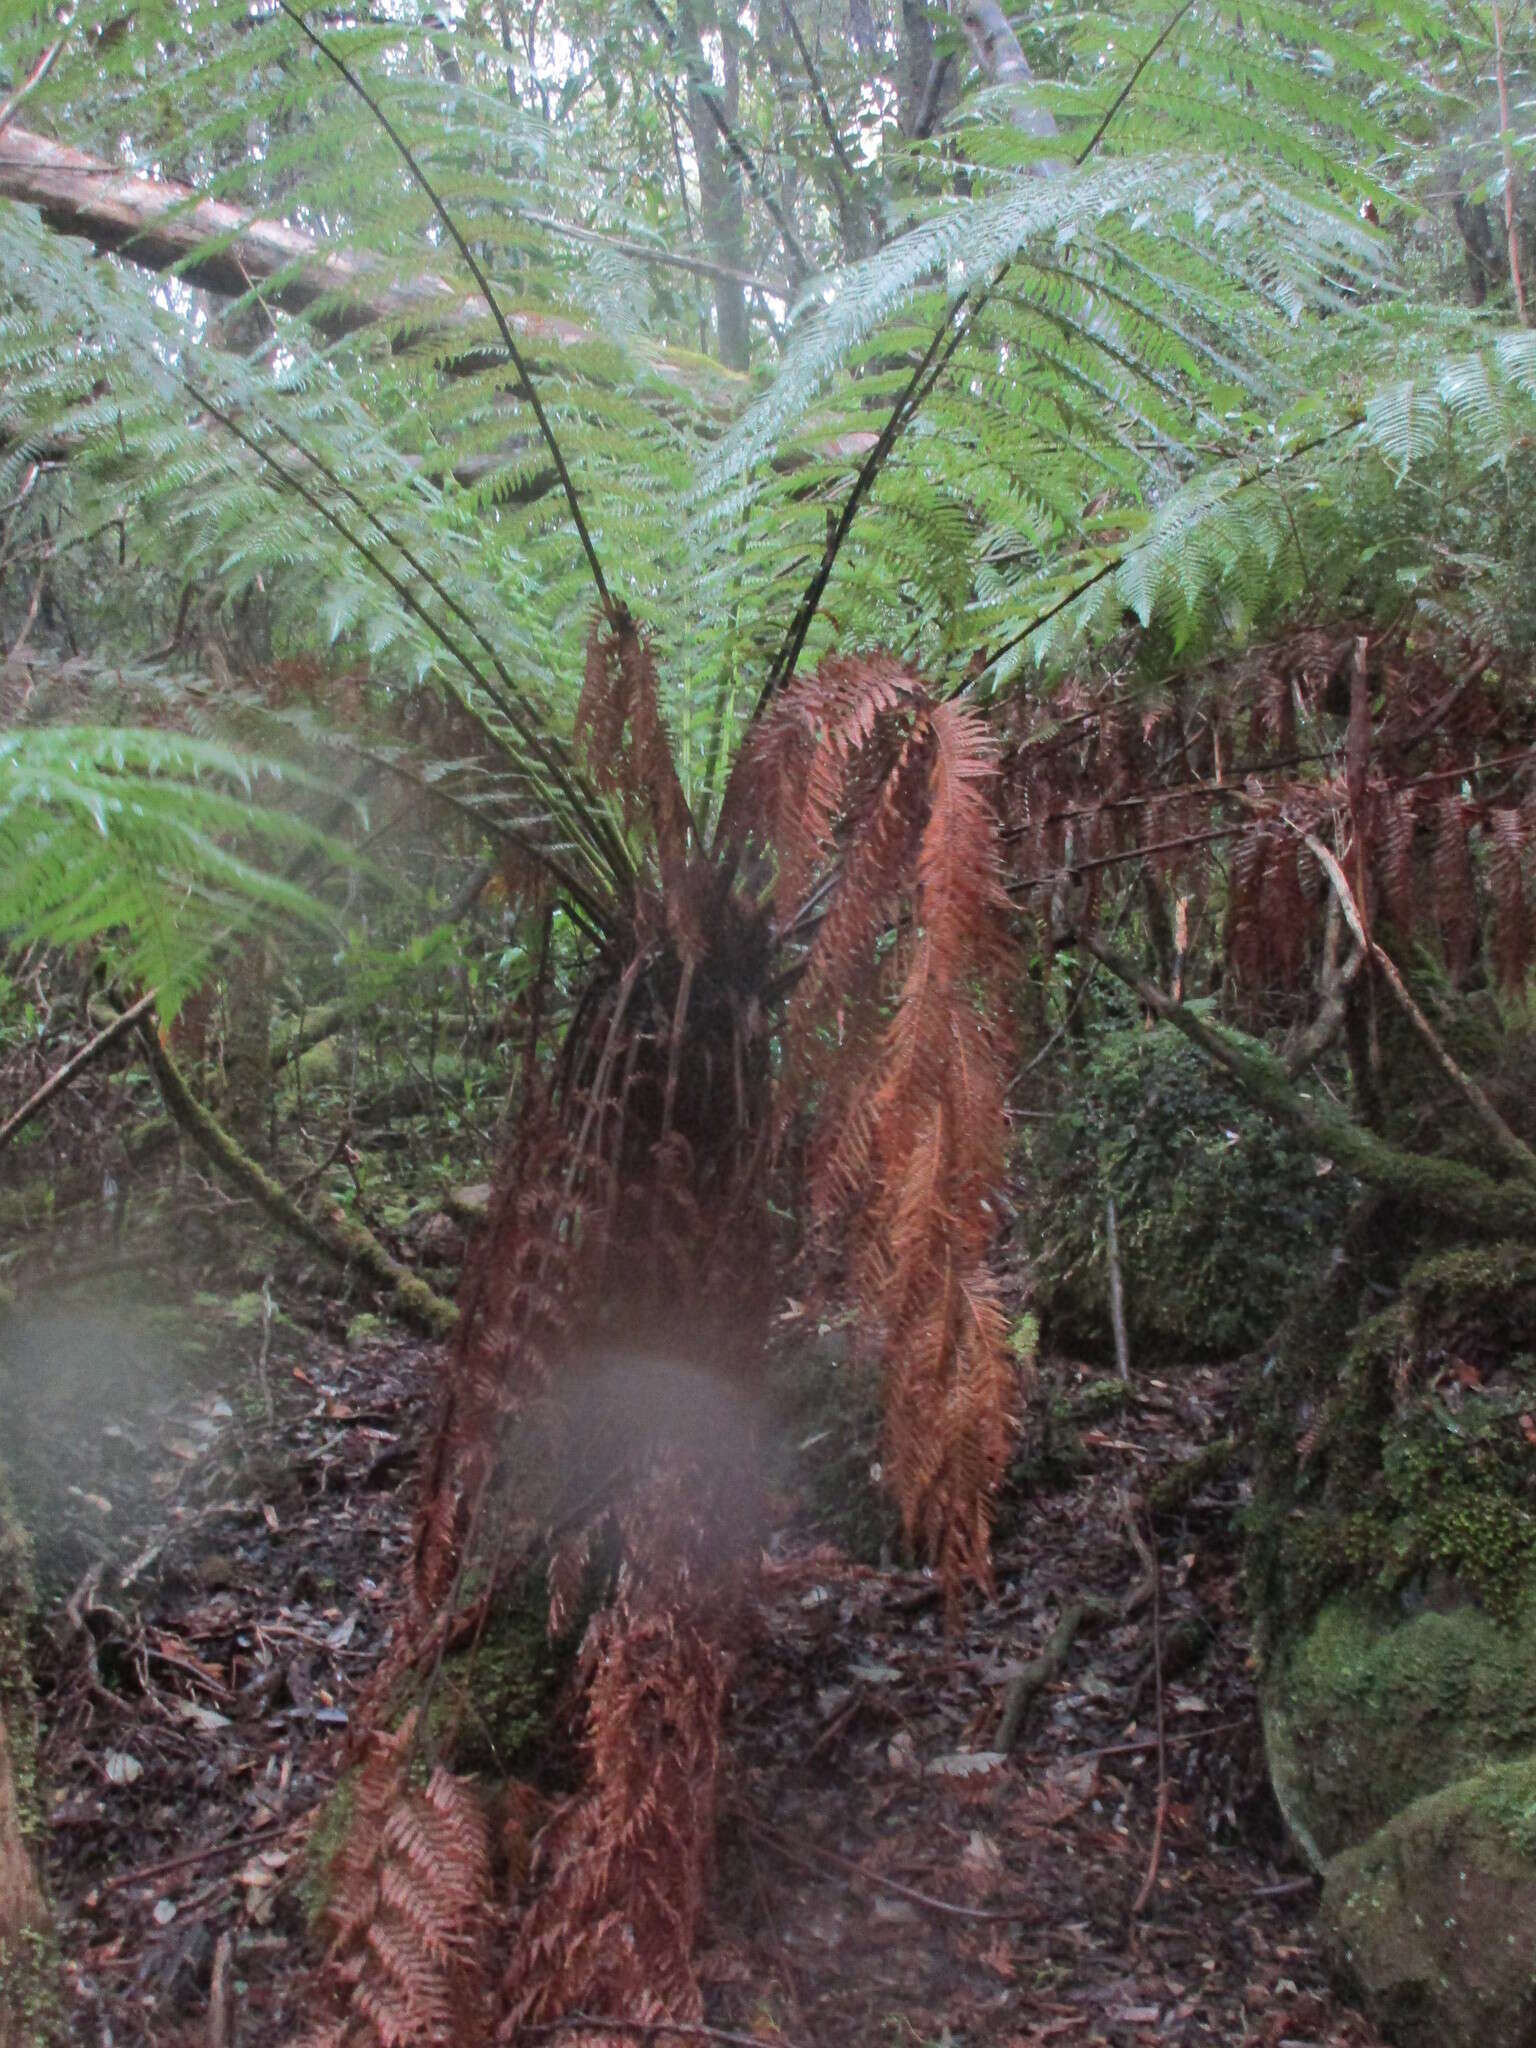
[1262,1592,1536,1863]
[445,1182,493,1225]
[414,1211,466,1267]
[1321,1756,1536,2048]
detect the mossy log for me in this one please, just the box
[1084,937,1536,1238]
[136,1020,457,1339]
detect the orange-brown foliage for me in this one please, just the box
[298,1716,494,2048]
[745,657,1018,1598]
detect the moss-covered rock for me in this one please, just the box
[1247,1219,1536,2043]
[1321,1758,1536,2048]
[1263,1593,1536,1864]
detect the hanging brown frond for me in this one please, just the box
[578,616,695,926]
[1371,786,1420,938]
[758,663,1017,1600]
[1489,805,1532,998]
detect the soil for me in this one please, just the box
[21,1299,1387,2048]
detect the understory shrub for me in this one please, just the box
[1025,1020,1351,1360]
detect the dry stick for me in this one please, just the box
[0,987,157,1153]
[748,1816,1042,1923]
[104,1819,287,1893]
[206,1931,234,2048]
[1296,824,1536,1187]
[276,0,615,617]
[1129,1517,1167,1919]
[1105,1195,1131,1382]
[135,1019,457,1337]
[1494,3,1529,326]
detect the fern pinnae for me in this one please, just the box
[274,0,616,618]
[180,376,626,916]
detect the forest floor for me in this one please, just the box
[16,1291,1388,2048]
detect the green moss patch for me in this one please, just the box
[1322,1757,1536,2048]
[1264,1593,1536,1862]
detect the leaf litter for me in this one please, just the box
[28,1301,1386,2047]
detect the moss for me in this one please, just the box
[427,1582,569,1777]
[1264,1592,1536,1860]
[1025,1022,1351,1361]
[1249,1233,1536,1649]
[1321,1757,1536,2048]
[765,1337,899,1564]
[1072,1377,1135,1421]
[299,1770,356,1931]
[0,1469,62,2046]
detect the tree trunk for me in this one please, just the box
[0,124,725,385]
[958,0,1061,142]
[224,940,273,1150]
[676,1,752,371]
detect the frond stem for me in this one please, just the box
[182,379,619,928]
[276,0,617,616]
[256,410,633,887]
[1074,0,1199,168]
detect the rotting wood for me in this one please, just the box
[0,124,739,402]
[996,1594,1116,1753]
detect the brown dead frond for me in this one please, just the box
[578,616,695,930]
[501,1461,741,2047]
[751,661,1018,1601]
[298,1715,494,2048]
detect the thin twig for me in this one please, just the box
[1129,1516,1167,1918]
[1494,3,1529,325]
[522,208,784,294]
[104,1820,287,1893]
[1296,822,1536,1186]
[276,0,615,614]
[0,988,158,1153]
